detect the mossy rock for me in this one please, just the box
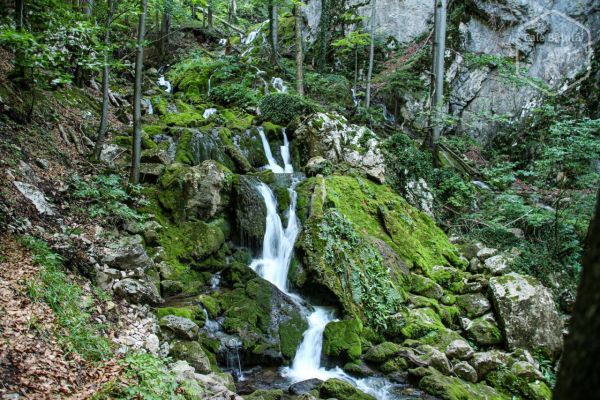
[170,340,211,374]
[466,315,503,346]
[112,133,157,150]
[398,308,446,340]
[363,341,402,363]
[379,356,410,373]
[197,294,220,318]
[322,318,363,362]
[244,389,284,400]
[319,378,376,400]
[413,367,510,400]
[156,306,205,327]
[486,369,551,400]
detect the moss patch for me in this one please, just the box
[323,318,363,362]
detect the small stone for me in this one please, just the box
[35,158,49,169]
[483,254,511,275]
[476,247,497,260]
[145,334,160,355]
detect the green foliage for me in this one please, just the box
[259,93,319,125]
[209,82,259,107]
[21,236,111,361]
[70,174,147,223]
[304,73,352,107]
[382,132,433,194]
[96,353,186,400]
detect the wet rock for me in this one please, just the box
[456,293,491,318]
[322,318,362,362]
[319,378,376,400]
[235,175,267,246]
[13,181,54,215]
[489,273,563,357]
[113,278,162,305]
[159,315,199,340]
[510,361,545,382]
[288,379,323,395]
[294,112,386,182]
[343,361,376,377]
[161,280,184,296]
[170,340,211,374]
[445,339,475,360]
[409,274,444,300]
[400,345,452,375]
[453,361,478,383]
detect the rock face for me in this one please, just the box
[489,273,563,357]
[13,181,55,215]
[294,113,386,182]
[102,235,154,271]
[159,315,200,340]
[234,175,267,247]
[113,278,162,305]
[158,161,233,221]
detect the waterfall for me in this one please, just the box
[243,20,269,45]
[251,131,397,400]
[203,108,217,119]
[351,88,359,107]
[257,128,285,173]
[157,75,172,94]
[271,77,288,93]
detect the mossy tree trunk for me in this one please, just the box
[554,189,600,398]
[130,0,147,185]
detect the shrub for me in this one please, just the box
[259,93,319,125]
[209,83,259,107]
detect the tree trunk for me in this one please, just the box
[294,5,304,96]
[130,0,147,185]
[160,10,170,60]
[425,0,447,154]
[554,189,600,398]
[365,0,376,108]
[83,0,93,15]
[317,0,329,71]
[15,0,24,30]
[228,0,236,22]
[93,0,116,161]
[270,3,278,62]
[207,5,213,28]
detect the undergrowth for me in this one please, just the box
[21,236,112,361]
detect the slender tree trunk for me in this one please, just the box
[130,0,147,185]
[228,0,236,22]
[270,3,279,62]
[365,0,376,108]
[294,5,304,95]
[93,0,116,160]
[160,11,170,60]
[83,0,93,15]
[555,189,600,398]
[317,0,329,71]
[354,47,358,89]
[425,0,447,154]
[13,0,25,79]
[207,3,213,28]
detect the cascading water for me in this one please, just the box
[203,108,218,119]
[248,129,401,400]
[157,75,172,93]
[271,77,288,93]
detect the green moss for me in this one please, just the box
[156,306,205,327]
[322,318,363,362]
[486,369,550,400]
[112,133,157,150]
[379,356,410,373]
[197,294,220,318]
[319,378,376,400]
[363,342,401,363]
[163,110,207,127]
[244,389,284,400]
[278,310,308,361]
[415,367,510,400]
[399,308,446,340]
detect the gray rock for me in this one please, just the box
[483,254,511,275]
[469,350,511,378]
[145,333,160,355]
[456,293,491,318]
[510,361,545,381]
[160,315,199,340]
[294,112,386,182]
[445,339,474,361]
[102,235,154,271]
[453,361,478,383]
[140,163,165,183]
[489,273,563,357]
[476,247,497,260]
[113,278,163,305]
[235,175,267,247]
[142,220,162,245]
[161,280,184,296]
[409,274,444,300]
[288,379,323,395]
[304,156,333,177]
[13,181,54,215]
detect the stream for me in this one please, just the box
[243,130,418,399]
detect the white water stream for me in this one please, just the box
[248,130,397,399]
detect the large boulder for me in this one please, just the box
[160,315,200,340]
[234,175,267,247]
[101,235,154,271]
[489,273,563,357]
[294,113,386,182]
[322,318,362,362]
[158,161,233,221]
[113,278,162,305]
[319,378,376,400]
[170,340,211,374]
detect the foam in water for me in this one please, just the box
[142,98,153,115]
[203,108,217,119]
[352,88,359,107]
[271,77,288,93]
[243,20,269,45]
[257,128,285,173]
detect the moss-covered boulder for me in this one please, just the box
[411,367,510,400]
[243,389,284,400]
[319,378,376,400]
[322,318,363,362]
[234,175,267,248]
[485,369,551,400]
[170,340,212,374]
[363,342,402,363]
[156,306,205,327]
[217,274,308,365]
[158,161,233,222]
[465,314,503,346]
